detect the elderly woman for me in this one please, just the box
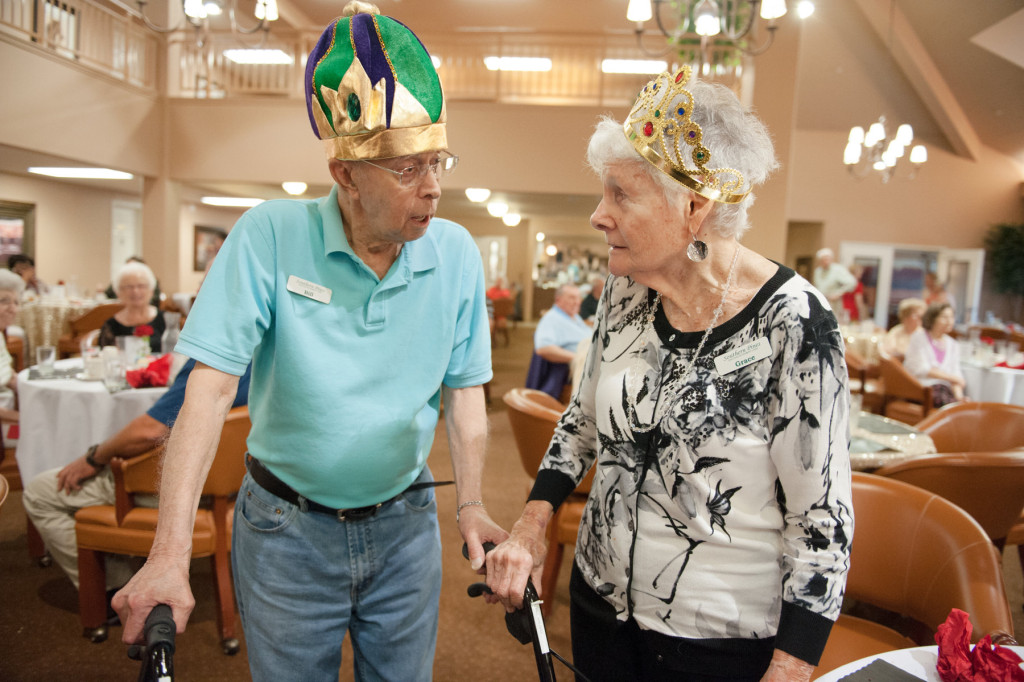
[903,302,965,405]
[98,261,165,354]
[880,297,926,358]
[0,269,25,410]
[485,68,852,682]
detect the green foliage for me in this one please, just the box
[983,223,1024,296]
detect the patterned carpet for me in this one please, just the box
[1,322,1021,680]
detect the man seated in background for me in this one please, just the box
[22,359,252,593]
[526,283,592,401]
[8,254,49,299]
[578,274,604,322]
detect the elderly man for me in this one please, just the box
[112,4,506,680]
[22,359,252,592]
[812,247,857,310]
[526,283,592,401]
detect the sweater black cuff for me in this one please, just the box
[774,601,835,666]
[527,469,577,511]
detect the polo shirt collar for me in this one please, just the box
[318,185,440,276]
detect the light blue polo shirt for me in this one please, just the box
[534,306,591,353]
[175,186,492,508]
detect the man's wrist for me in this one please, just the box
[84,444,104,469]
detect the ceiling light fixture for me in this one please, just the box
[483,56,552,72]
[842,1,926,183]
[281,182,307,195]
[486,201,509,218]
[28,167,134,179]
[201,196,264,207]
[465,188,491,203]
[628,0,812,67]
[843,116,926,182]
[136,0,276,44]
[535,232,546,242]
[502,213,522,227]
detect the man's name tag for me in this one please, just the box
[286,275,332,304]
[713,337,772,376]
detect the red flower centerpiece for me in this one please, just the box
[133,324,154,359]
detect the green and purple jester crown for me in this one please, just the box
[305,1,446,160]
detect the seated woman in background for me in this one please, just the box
[98,261,165,354]
[903,302,966,406]
[0,269,25,410]
[880,297,926,358]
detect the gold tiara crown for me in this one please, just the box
[624,66,748,204]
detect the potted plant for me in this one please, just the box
[983,222,1024,323]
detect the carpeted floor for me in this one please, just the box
[1,323,1021,680]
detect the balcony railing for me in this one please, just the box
[2,0,743,104]
[0,0,158,89]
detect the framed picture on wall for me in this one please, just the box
[193,225,227,272]
[0,200,36,267]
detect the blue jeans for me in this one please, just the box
[232,466,442,682]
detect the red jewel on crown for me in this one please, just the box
[643,122,654,137]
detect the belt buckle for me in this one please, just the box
[336,503,382,521]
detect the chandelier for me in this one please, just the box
[136,0,277,42]
[843,116,926,182]
[626,0,815,65]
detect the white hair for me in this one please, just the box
[586,76,778,240]
[115,261,156,291]
[816,247,834,261]
[0,269,25,294]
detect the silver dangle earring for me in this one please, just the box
[687,234,709,262]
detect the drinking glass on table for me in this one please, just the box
[103,352,127,392]
[35,345,56,377]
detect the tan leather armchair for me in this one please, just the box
[74,406,250,654]
[873,451,1024,548]
[815,473,1016,677]
[878,354,934,424]
[845,348,884,413]
[503,387,592,617]
[914,401,1024,452]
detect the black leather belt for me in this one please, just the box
[246,455,451,521]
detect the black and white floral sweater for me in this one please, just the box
[529,265,854,664]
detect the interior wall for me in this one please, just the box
[788,130,1024,250]
[0,172,139,296]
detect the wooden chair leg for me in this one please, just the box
[77,547,109,642]
[211,498,240,655]
[540,512,563,619]
[26,517,48,563]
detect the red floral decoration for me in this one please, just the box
[134,325,155,338]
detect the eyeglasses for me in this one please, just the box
[361,151,458,187]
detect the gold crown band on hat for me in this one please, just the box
[624,66,748,205]
[322,121,447,160]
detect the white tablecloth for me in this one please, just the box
[960,362,1024,406]
[15,358,168,483]
[815,645,1024,681]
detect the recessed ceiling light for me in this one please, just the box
[535,232,545,242]
[201,197,264,207]
[486,201,509,217]
[281,182,307,195]
[28,167,133,180]
[431,55,442,69]
[223,49,293,65]
[465,188,491,202]
[483,56,552,72]
[502,213,522,227]
[601,59,667,74]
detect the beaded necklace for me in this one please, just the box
[626,244,741,433]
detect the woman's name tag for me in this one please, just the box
[286,275,332,304]
[714,337,772,376]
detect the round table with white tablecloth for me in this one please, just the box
[15,358,168,483]
[814,645,1024,681]
[960,361,1024,406]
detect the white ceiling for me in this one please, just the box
[3,0,1023,222]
